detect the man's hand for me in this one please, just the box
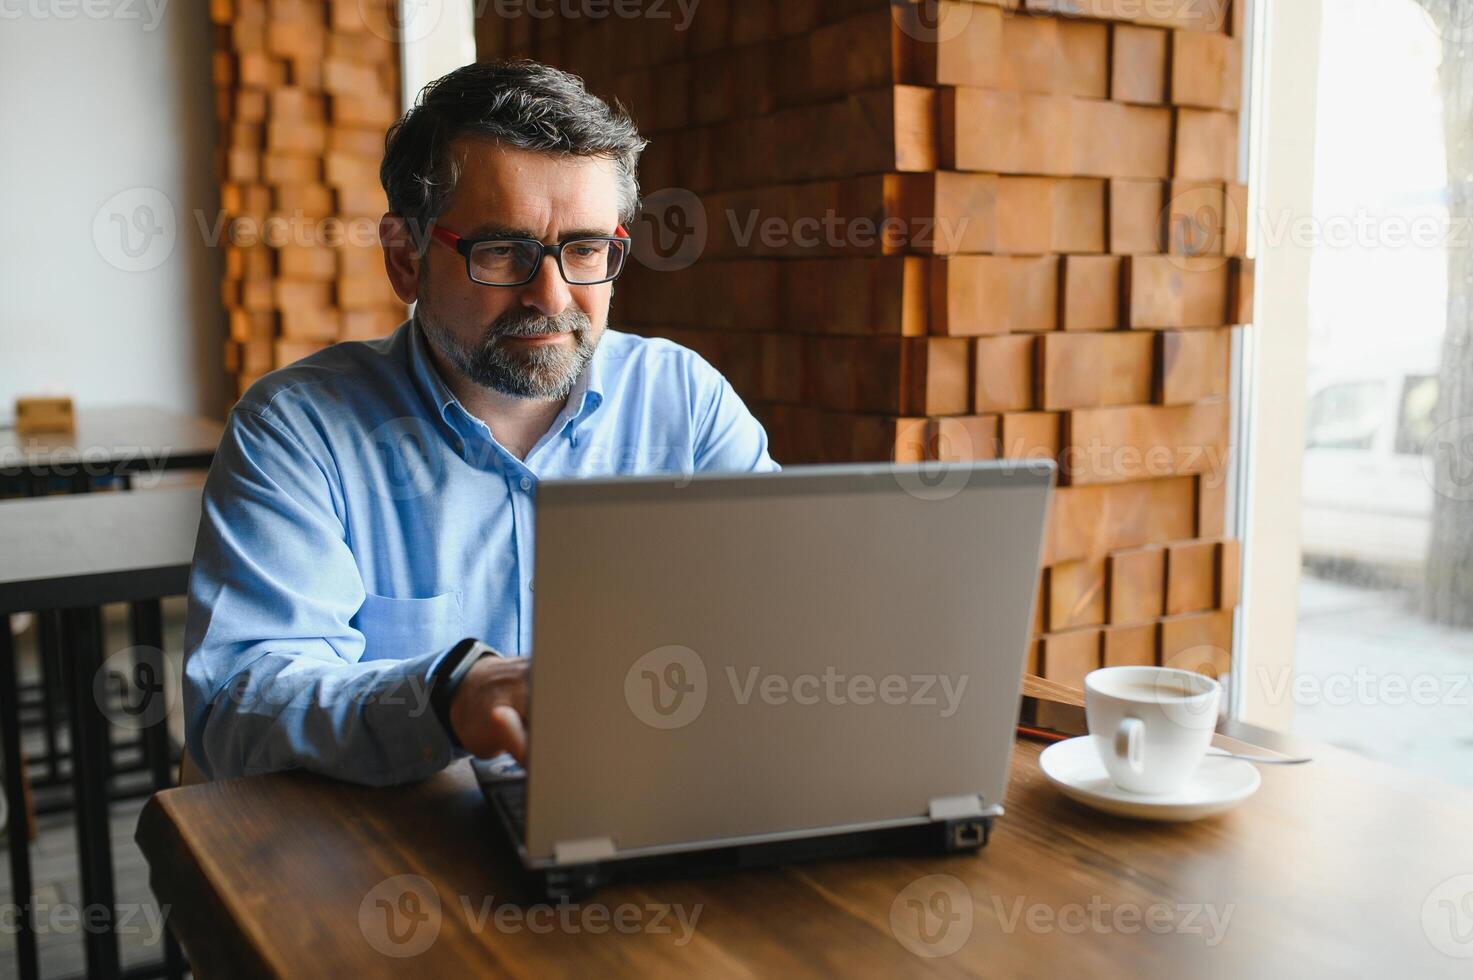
[448,656,530,762]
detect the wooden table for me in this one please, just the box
[0,404,222,488]
[0,488,201,980]
[137,721,1473,977]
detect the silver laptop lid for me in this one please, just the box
[523,461,1054,864]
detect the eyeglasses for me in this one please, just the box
[429,224,631,287]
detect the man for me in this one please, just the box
[183,60,776,786]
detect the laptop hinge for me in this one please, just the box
[553,837,617,863]
[929,795,1003,820]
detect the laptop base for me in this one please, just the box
[489,785,993,903]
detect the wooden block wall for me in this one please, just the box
[212,0,407,398]
[476,0,1252,690]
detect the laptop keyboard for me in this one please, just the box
[495,781,528,838]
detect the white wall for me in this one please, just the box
[400,0,478,107]
[1237,0,1323,730]
[0,4,229,422]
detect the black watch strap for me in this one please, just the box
[431,637,497,747]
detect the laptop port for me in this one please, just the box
[950,820,986,850]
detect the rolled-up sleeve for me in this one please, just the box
[183,407,459,786]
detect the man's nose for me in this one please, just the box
[519,254,574,318]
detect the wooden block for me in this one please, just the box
[266,120,326,155]
[904,337,972,415]
[1171,31,1243,112]
[328,126,385,157]
[1165,181,1227,257]
[268,87,325,121]
[331,92,398,128]
[1157,328,1231,404]
[1197,473,1226,538]
[273,280,332,311]
[1055,19,1110,99]
[1112,25,1168,104]
[1072,99,1173,178]
[274,338,329,367]
[280,308,340,342]
[1047,559,1108,631]
[1032,572,1047,638]
[274,183,335,216]
[1026,0,1229,30]
[1166,539,1218,615]
[1060,255,1124,331]
[1039,332,1155,410]
[1103,622,1159,667]
[276,245,337,281]
[974,335,1036,413]
[337,276,400,311]
[1054,178,1108,253]
[1126,256,1231,328]
[1063,401,1230,485]
[14,397,74,435]
[1230,256,1255,324]
[993,177,1105,254]
[1040,628,1102,690]
[336,185,389,216]
[1174,108,1239,181]
[261,153,321,185]
[1160,610,1232,680]
[942,88,1072,175]
[919,0,1004,88]
[931,256,1058,335]
[1218,540,1242,609]
[340,309,404,340]
[1000,412,1061,464]
[885,172,998,254]
[1043,476,1198,564]
[1225,182,1250,256]
[996,177,1057,254]
[997,12,1058,94]
[266,19,324,60]
[926,416,1001,462]
[1108,179,1165,254]
[324,152,380,187]
[323,57,380,96]
[1107,546,1165,625]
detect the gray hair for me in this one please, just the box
[380,59,647,242]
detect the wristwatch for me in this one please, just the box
[430,637,498,746]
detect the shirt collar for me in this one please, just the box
[406,314,606,444]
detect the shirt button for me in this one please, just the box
[519,477,532,492]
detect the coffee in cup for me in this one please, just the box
[1084,666,1221,795]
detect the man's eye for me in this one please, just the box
[484,245,517,258]
[569,245,599,257]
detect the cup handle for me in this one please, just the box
[1114,717,1145,775]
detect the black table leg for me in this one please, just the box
[127,600,174,794]
[38,610,64,781]
[0,618,40,980]
[62,606,121,980]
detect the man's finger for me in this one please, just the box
[491,703,528,764]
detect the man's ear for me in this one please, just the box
[380,213,422,305]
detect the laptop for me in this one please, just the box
[475,460,1054,900]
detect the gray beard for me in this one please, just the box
[419,307,597,400]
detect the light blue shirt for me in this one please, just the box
[184,319,777,785]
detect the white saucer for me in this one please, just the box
[1038,736,1261,822]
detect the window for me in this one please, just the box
[1304,381,1385,450]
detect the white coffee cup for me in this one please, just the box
[1084,666,1221,795]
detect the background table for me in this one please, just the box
[0,406,222,489]
[138,723,1473,977]
[1,489,201,980]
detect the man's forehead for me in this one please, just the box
[444,138,620,231]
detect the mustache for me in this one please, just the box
[489,309,591,340]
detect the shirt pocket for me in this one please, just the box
[353,590,465,662]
